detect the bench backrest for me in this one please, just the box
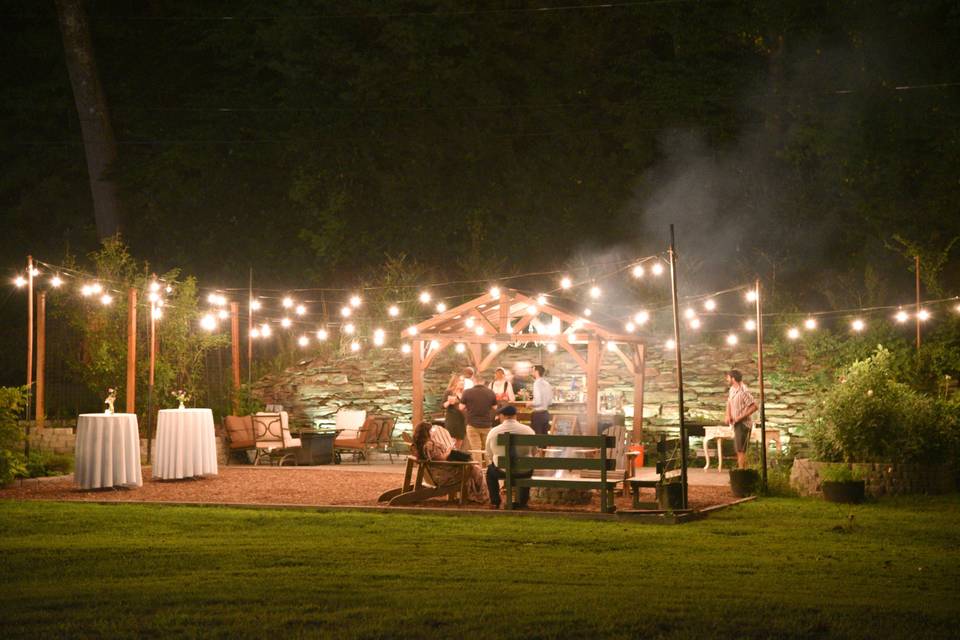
[656,434,683,479]
[495,433,616,474]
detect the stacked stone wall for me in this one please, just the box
[790,459,956,497]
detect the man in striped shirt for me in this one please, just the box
[725,369,758,469]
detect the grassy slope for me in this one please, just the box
[1,497,958,639]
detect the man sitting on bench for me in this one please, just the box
[484,405,536,510]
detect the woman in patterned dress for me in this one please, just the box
[410,421,488,504]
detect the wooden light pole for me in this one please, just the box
[25,256,35,455]
[230,301,241,412]
[915,255,922,352]
[146,278,158,460]
[668,225,689,509]
[35,291,46,429]
[126,287,137,413]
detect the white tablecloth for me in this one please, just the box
[75,413,143,490]
[154,408,219,480]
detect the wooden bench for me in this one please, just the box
[377,456,480,506]
[628,434,683,509]
[496,433,618,513]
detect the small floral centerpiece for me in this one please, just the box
[171,389,191,410]
[104,388,116,414]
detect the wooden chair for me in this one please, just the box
[252,412,301,466]
[334,414,381,463]
[581,423,633,493]
[628,434,684,510]
[222,415,256,464]
[377,456,481,506]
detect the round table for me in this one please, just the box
[154,408,219,480]
[75,413,143,490]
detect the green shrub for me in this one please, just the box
[24,451,74,478]
[819,464,865,482]
[810,346,946,464]
[0,387,29,485]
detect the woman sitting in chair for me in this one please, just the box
[411,421,488,504]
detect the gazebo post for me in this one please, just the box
[586,339,600,435]
[411,338,424,426]
[633,343,645,444]
[668,224,689,510]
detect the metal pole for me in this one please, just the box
[668,225,688,509]
[147,279,157,462]
[915,255,921,352]
[756,278,768,491]
[248,267,253,389]
[36,291,46,430]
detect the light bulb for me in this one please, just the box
[651,262,664,276]
[895,310,909,323]
[851,319,866,332]
[547,343,557,353]
[465,317,475,328]
[804,318,818,330]
[388,305,400,317]
[149,281,161,293]
[250,299,262,311]
[349,295,362,308]
[583,308,592,317]
[316,329,328,341]
[435,302,447,313]
[419,291,431,304]
[489,286,501,299]
[634,310,650,325]
[280,317,292,328]
[50,276,63,288]
[350,341,360,352]
[744,319,756,331]
[148,291,159,303]
[407,325,418,336]
[91,283,103,294]
[282,297,294,308]
[787,327,800,340]
[295,304,306,316]
[917,309,930,322]
[401,343,411,354]
[343,323,355,335]
[684,308,696,320]
[589,286,601,299]
[298,335,309,347]
[455,343,466,353]
[29,267,39,277]
[536,294,547,306]
[607,341,618,352]
[560,277,572,290]
[746,290,758,302]
[14,275,27,288]
[340,306,352,317]
[373,328,385,346]
[100,293,113,306]
[632,265,644,278]
[200,314,216,331]
[250,328,260,338]
[726,334,739,346]
[703,299,716,311]
[665,339,676,350]
[217,309,229,320]
[689,318,701,329]
[625,322,636,332]
[489,342,499,352]
[527,304,538,315]
[475,326,485,335]
[261,324,272,337]
[152,307,163,320]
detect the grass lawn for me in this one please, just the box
[1,496,959,639]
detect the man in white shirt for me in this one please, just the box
[484,405,535,509]
[530,364,553,435]
[725,369,758,469]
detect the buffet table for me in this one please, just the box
[75,413,143,490]
[702,425,782,470]
[153,408,219,480]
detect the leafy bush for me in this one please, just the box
[819,464,865,483]
[0,387,29,485]
[810,346,949,464]
[24,451,74,478]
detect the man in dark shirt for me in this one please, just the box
[460,381,498,462]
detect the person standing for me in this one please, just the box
[484,405,535,509]
[442,373,466,448]
[530,365,553,435]
[460,380,498,461]
[725,369,758,469]
[491,367,515,405]
[461,367,476,390]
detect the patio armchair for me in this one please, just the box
[252,412,301,466]
[222,415,256,464]
[334,414,383,464]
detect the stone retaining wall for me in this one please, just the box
[253,341,824,451]
[27,430,228,466]
[790,458,956,498]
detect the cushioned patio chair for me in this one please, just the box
[222,415,256,464]
[252,412,301,466]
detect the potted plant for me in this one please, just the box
[819,465,866,504]
[729,467,760,497]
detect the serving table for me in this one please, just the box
[75,413,143,490]
[153,408,219,479]
[701,425,782,470]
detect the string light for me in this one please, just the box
[583,308,592,317]
[155,299,164,308]
[419,291,431,304]
[295,304,306,316]
[489,286,501,298]
[316,328,328,341]
[534,294,546,306]
[349,295,362,308]
[298,335,309,347]
[489,342,499,352]
[280,317,292,328]
[165,285,173,294]
[804,318,818,330]
[651,262,664,276]
[703,299,716,311]
[80,284,92,296]
[689,318,701,329]
[407,326,418,337]
[200,314,216,331]
[436,302,447,313]
[217,309,229,320]
[388,305,400,317]
[665,339,676,350]
[607,341,618,352]
[465,317,475,328]
[250,299,261,311]
[474,326,485,335]
[343,323,355,335]
[895,309,909,323]
[745,290,758,302]
[917,309,931,322]
[152,307,163,320]
[589,285,601,299]
[14,276,27,288]
[455,343,466,353]
[631,264,644,278]
[744,319,757,331]
[634,310,650,325]
[207,293,227,306]
[851,318,866,332]
[401,343,411,354]
[350,341,360,352]
[526,304,538,315]
[29,267,39,277]
[340,306,352,317]
[430,340,440,349]
[373,328,385,346]
[148,291,160,303]
[149,281,161,293]
[726,333,739,346]
[625,322,636,332]
[250,327,260,338]
[787,327,800,340]
[91,283,103,294]
[50,275,63,288]
[684,308,696,320]
[260,323,272,337]
[560,276,572,290]
[282,297,294,308]
[100,293,113,306]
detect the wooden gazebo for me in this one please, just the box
[409,288,646,440]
